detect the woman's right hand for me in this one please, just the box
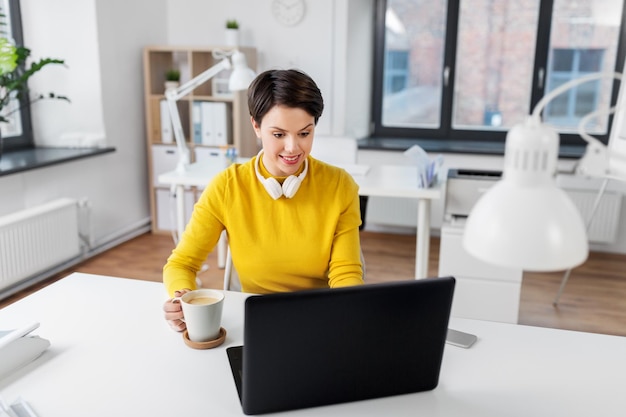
[163,289,191,332]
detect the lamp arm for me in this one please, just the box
[575,107,613,177]
[165,97,190,173]
[531,72,622,120]
[166,58,232,101]
[577,106,616,147]
[576,104,626,179]
[164,57,233,173]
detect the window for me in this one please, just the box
[384,50,409,95]
[0,0,34,151]
[545,48,604,126]
[372,0,626,150]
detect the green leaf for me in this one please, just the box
[0,38,17,75]
[0,41,69,123]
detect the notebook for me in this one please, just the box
[226,276,456,415]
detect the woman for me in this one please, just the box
[163,69,363,331]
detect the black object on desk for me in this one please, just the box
[227,277,456,415]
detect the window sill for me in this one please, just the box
[0,147,116,177]
[358,137,586,159]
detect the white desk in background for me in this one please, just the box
[1,273,625,417]
[159,161,442,279]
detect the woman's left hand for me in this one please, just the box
[163,289,191,332]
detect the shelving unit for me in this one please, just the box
[143,46,258,234]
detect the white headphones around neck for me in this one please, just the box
[254,150,308,200]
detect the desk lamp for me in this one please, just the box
[463,71,625,272]
[165,49,256,174]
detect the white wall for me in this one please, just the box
[164,0,373,137]
[21,0,105,146]
[332,0,375,138]
[0,0,167,248]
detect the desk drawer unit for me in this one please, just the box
[439,222,522,324]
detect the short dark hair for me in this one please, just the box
[247,69,324,126]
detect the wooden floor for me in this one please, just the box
[2,231,626,336]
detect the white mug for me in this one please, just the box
[178,289,224,342]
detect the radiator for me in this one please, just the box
[565,189,622,244]
[0,198,81,290]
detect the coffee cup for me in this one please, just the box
[178,289,224,342]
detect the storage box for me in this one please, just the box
[152,145,179,187]
[156,188,195,231]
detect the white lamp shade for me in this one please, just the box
[463,174,589,271]
[463,118,589,271]
[228,51,256,91]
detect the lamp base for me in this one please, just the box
[577,141,610,178]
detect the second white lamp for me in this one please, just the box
[463,115,589,271]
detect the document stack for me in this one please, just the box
[0,322,50,381]
[0,396,40,417]
[404,145,443,188]
[192,101,231,146]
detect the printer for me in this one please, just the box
[443,168,501,223]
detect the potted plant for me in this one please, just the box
[164,68,180,92]
[0,37,68,159]
[225,19,239,47]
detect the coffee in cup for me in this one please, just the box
[187,296,220,306]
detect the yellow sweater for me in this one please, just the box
[163,155,363,295]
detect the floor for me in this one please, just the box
[2,231,625,337]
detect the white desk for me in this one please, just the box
[1,273,625,416]
[159,161,442,278]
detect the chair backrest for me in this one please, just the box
[223,246,242,291]
[223,246,366,291]
[310,136,358,165]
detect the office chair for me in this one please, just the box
[223,246,242,291]
[311,136,368,230]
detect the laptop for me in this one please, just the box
[226,276,456,415]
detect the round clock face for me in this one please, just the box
[271,0,306,27]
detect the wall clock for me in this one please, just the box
[271,0,306,27]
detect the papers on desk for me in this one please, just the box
[0,396,39,417]
[0,323,47,415]
[404,145,443,188]
[0,322,50,382]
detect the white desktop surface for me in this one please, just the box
[159,161,442,278]
[1,273,625,416]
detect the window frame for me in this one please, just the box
[1,0,34,151]
[370,0,626,151]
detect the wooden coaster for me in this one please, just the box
[183,327,227,350]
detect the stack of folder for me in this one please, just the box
[192,101,231,146]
